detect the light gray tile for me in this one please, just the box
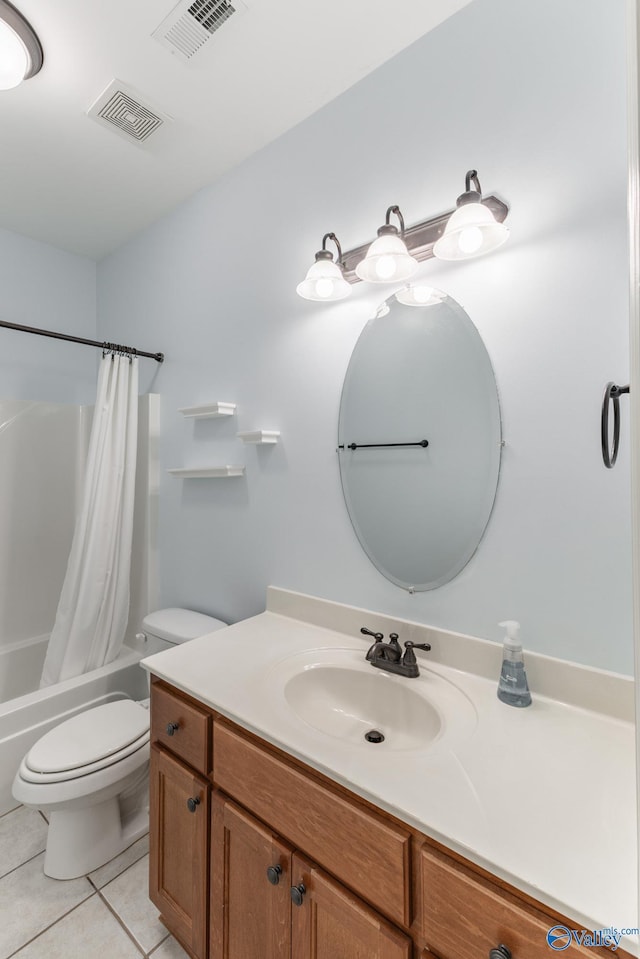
[0,853,93,959]
[88,834,149,890]
[0,806,48,879]
[100,855,166,954]
[10,894,142,958]
[150,935,190,958]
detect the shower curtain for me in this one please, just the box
[40,353,139,687]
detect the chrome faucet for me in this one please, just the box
[361,627,431,678]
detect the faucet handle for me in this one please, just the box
[402,640,432,667]
[362,626,384,661]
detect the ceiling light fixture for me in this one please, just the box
[0,0,43,90]
[296,232,352,302]
[355,205,419,283]
[433,170,509,261]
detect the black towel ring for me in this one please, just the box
[601,381,629,468]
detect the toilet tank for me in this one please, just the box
[139,607,227,655]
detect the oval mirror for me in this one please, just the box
[338,289,502,590]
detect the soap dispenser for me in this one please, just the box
[497,620,532,707]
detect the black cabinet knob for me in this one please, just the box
[266,865,282,885]
[166,722,179,736]
[490,946,512,959]
[290,883,306,906]
[186,797,200,813]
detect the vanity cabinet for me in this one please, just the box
[210,791,411,959]
[212,718,411,928]
[149,681,213,959]
[149,679,629,959]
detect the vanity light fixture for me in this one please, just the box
[0,0,43,90]
[355,206,419,283]
[433,170,509,261]
[297,171,509,302]
[296,232,352,301]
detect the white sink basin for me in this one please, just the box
[268,647,477,751]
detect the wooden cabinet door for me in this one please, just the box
[290,852,411,959]
[149,744,210,959]
[210,792,292,959]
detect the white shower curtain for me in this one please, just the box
[40,353,139,687]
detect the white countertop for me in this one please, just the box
[141,594,638,952]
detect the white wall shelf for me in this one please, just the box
[168,466,245,478]
[237,430,280,444]
[178,403,237,418]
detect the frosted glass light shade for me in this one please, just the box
[355,234,419,283]
[433,203,509,261]
[395,285,445,307]
[0,17,28,89]
[296,257,351,301]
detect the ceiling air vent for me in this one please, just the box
[87,81,172,148]
[152,0,248,62]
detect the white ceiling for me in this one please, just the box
[0,0,471,260]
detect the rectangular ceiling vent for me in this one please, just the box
[152,0,248,62]
[87,81,173,148]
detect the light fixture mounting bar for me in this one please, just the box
[341,195,508,284]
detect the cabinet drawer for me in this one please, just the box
[421,847,599,959]
[213,720,411,927]
[151,682,212,775]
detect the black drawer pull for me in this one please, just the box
[489,946,512,959]
[290,883,306,906]
[186,797,200,813]
[166,722,180,736]
[266,865,282,885]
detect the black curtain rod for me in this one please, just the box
[0,318,164,363]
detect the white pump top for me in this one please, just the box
[499,620,522,651]
[142,607,227,644]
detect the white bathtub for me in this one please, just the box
[0,641,148,815]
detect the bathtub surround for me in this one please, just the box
[0,399,90,660]
[41,354,139,687]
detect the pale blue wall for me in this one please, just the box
[0,228,97,403]
[97,0,632,673]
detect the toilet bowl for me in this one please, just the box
[12,607,226,879]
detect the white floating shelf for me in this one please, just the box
[237,430,281,445]
[168,466,245,478]
[178,402,236,418]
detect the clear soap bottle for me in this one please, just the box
[497,620,532,707]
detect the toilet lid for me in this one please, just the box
[25,700,150,775]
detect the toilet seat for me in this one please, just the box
[20,700,150,784]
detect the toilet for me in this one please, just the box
[12,608,226,880]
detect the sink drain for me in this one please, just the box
[364,729,385,744]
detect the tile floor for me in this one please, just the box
[0,804,190,959]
